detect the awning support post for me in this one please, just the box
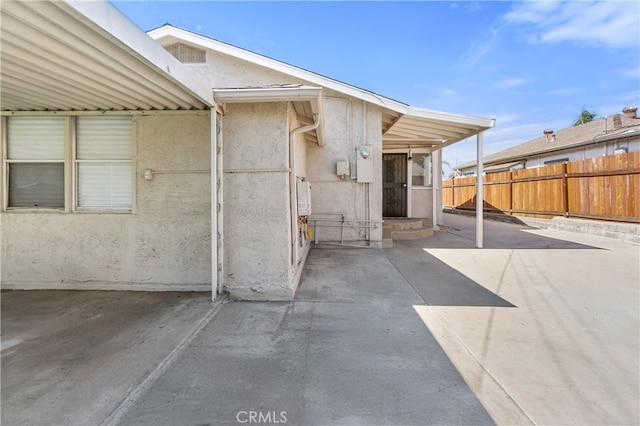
[210,109,218,301]
[476,132,484,249]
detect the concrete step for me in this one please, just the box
[382,238,394,248]
[382,218,435,244]
[391,227,434,240]
[384,218,432,231]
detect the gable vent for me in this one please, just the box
[165,42,206,64]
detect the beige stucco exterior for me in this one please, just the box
[1,21,480,300]
[1,113,212,291]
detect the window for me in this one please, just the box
[76,116,132,208]
[411,153,432,187]
[543,158,569,165]
[6,116,65,207]
[4,115,133,211]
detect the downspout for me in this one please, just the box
[289,111,322,266]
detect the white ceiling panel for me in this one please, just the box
[0,0,213,112]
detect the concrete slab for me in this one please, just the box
[1,291,217,426]
[393,213,640,425]
[3,213,636,425]
[116,250,493,425]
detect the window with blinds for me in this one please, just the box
[4,115,133,211]
[76,116,132,208]
[7,116,65,207]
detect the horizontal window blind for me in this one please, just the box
[77,116,132,160]
[8,163,64,207]
[77,163,132,208]
[76,116,132,209]
[7,116,65,160]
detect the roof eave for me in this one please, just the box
[213,86,325,147]
[63,0,215,108]
[149,24,409,114]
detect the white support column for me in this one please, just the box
[210,109,218,301]
[432,149,440,231]
[215,111,224,296]
[476,132,484,249]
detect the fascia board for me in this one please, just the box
[406,106,496,130]
[149,25,408,113]
[62,0,215,107]
[213,87,323,104]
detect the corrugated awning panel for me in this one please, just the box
[0,0,210,111]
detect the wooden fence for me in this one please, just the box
[442,151,640,223]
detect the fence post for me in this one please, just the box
[509,170,513,215]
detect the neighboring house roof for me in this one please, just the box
[149,24,495,150]
[458,112,640,170]
[0,0,213,111]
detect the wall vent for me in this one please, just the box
[165,43,206,64]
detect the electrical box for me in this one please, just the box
[336,161,350,180]
[357,145,373,183]
[297,180,312,216]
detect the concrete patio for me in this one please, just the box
[2,213,638,425]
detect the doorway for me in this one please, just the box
[383,153,407,217]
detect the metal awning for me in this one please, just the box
[382,107,495,150]
[213,85,325,146]
[0,0,214,112]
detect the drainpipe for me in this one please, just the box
[289,111,322,266]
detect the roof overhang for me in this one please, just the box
[214,85,325,146]
[382,107,495,151]
[0,0,214,112]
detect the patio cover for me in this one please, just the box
[0,0,213,112]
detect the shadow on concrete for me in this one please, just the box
[409,213,602,251]
[382,213,604,307]
[385,247,515,307]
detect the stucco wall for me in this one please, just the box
[222,103,295,300]
[411,189,433,219]
[1,113,212,290]
[306,97,383,246]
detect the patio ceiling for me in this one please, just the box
[382,108,495,150]
[0,0,213,112]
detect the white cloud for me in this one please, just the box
[503,0,640,49]
[545,87,585,96]
[439,88,458,98]
[493,77,530,89]
[456,25,501,69]
[450,2,483,13]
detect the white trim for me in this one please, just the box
[214,86,322,104]
[211,110,218,301]
[63,0,214,107]
[476,132,484,249]
[1,117,6,211]
[1,110,211,116]
[150,25,408,113]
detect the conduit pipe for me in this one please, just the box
[289,111,322,266]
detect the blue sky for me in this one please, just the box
[112,1,639,175]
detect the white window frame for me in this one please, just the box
[2,114,135,213]
[2,116,67,210]
[410,151,433,188]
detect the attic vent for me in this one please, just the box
[165,43,206,63]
